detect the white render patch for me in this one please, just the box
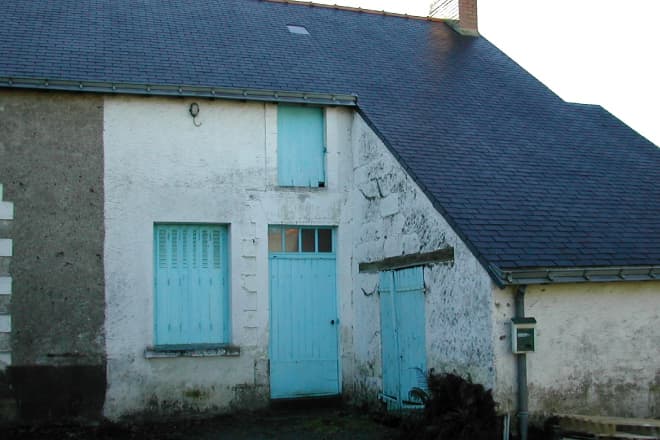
[0,353,10,368]
[287,24,310,35]
[379,194,399,218]
[0,315,10,333]
[0,183,11,220]
[0,277,10,295]
[0,239,11,257]
[0,201,13,220]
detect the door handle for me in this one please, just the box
[330,319,335,325]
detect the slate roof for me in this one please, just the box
[1,0,659,283]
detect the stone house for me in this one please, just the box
[0,0,658,431]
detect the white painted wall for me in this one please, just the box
[492,282,660,418]
[103,96,497,418]
[348,116,495,403]
[103,96,355,418]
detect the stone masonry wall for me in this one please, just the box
[0,183,15,421]
[0,183,12,368]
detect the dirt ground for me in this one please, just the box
[0,408,401,440]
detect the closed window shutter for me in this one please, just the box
[278,105,325,187]
[154,225,228,345]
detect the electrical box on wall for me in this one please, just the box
[511,317,537,354]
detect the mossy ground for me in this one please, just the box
[0,408,398,440]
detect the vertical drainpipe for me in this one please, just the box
[515,285,529,440]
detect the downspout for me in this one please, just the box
[515,285,529,440]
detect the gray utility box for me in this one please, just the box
[511,317,537,354]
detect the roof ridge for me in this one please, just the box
[261,0,447,23]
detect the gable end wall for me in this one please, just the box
[347,114,495,403]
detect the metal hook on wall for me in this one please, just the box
[189,102,202,127]
[361,282,379,297]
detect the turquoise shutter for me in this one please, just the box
[379,271,399,402]
[154,225,228,346]
[393,267,426,405]
[278,105,325,187]
[379,266,427,409]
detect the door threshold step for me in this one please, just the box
[270,395,342,411]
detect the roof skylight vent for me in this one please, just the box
[287,25,310,35]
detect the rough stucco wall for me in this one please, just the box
[103,96,355,419]
[348,114,495,405]
[493,282,660,418]
[0,89,106,419]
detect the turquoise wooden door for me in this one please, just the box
[379,267,426,410]
[269,226,339,399]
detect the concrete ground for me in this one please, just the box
[1,408,401,439]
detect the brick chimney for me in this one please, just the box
[430,0,479,36]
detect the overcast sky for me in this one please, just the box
[314,0,660,147]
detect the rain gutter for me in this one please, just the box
[515,285,529,440]
[491,265,660,286]
[0,77,358,107]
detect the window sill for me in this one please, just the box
[274,185,327,192]
[144,344,240,359]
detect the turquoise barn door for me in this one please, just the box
[269,227,339,399]
[379,266,426,410]
[379,271,400,403]
[393,267,427,407]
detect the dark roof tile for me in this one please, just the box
[1,0,659,276]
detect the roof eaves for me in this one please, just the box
[0,77,358,107]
